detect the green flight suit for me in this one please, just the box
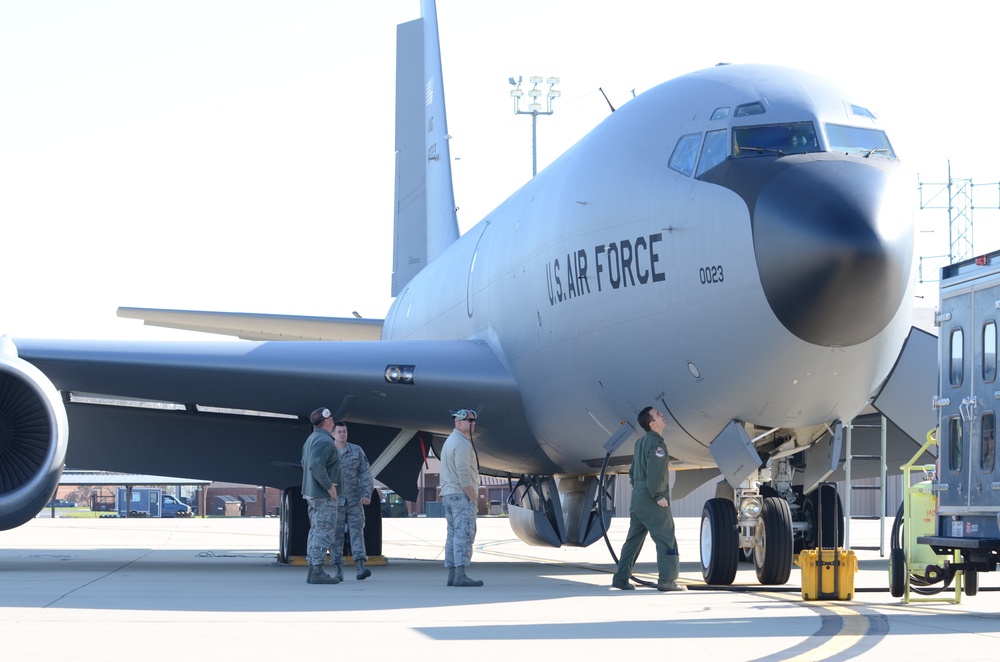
[612,429,679,586]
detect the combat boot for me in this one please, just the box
[332,563,344,582]
[447,567,456,586]
[356,559,371,580]
[451,566,483,587]
[307,565,341,585]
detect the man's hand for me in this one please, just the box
[327,485,338,500]
[361,497,371,505]
[657,497,668,508]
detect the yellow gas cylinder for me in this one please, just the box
[906,479,942,572]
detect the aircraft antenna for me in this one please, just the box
[598,87,616,113]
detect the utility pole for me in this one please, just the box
[918,161,1000,282]
[509,75,560,177]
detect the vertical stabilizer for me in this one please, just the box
[391,0,460,297]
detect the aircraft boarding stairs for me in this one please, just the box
[844,417,889,556]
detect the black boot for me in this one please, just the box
[452,566,483,587]
[356,559,371,580]
[447,567,456,586]
[307,565,341,585]
[332,563,343,582]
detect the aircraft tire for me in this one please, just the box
[889,547,906,598]
[700,498,738,585]
[278,486,309,564]
[802,488,844,550]
[279,490,292,564]
[754,497,793,585]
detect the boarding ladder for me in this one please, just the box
[843,416,888,556]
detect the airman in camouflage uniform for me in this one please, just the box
[301,407,342,585]
[331,421,375,580]
[440,408,484,587]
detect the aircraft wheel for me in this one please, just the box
[278,486,308,564]
[700,498,738,585]
[965,567,979,596]
[889,548,906,598]
[753,497,793,585]
[803,489,844,549]
[279,490,293,564]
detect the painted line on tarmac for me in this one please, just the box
[751,595,888,662]
[480,537,896,659]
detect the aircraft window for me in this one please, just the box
[950,328,964,386]
[949,416,963,472]
[826,124,896,159]
[851,104,876,119]
[735,101,765,117]
[711,107,730,120]
[669,133,702,176]
[695,129,727,176]
[984,321,997,383]
[982,411,996,473]
[732,122,819,158]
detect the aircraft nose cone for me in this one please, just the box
[753,160,913,346]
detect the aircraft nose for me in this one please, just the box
[752,159,913,347]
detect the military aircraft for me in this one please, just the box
[0,0,934,586]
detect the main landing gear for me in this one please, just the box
[700,457,834,587]
[700,495,794,585]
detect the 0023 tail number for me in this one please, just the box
[699,265,724,284]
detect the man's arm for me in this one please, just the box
[357,445,374,505]
[307,439,338,498]
[458,442,478,502]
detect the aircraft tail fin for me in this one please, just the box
[391,0,459,297]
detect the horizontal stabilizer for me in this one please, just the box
[117,307,383,341]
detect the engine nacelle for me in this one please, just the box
[0,337,68,530]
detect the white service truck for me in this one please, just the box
[917,249,1000,594]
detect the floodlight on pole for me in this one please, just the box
[509,75,560,177]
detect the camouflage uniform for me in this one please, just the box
[443,493,477,567]
[305,497,339,566]
[440,428,479,569]
[301,427,342,567]
[332,442,374,563]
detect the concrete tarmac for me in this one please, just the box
[3,515,1000,661]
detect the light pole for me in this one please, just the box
[509,75,560,177]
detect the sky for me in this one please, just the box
[2,0,999,341]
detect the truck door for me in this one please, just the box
[937,281,971,514]
[150,489,161,518]
[938,272,1000,515]
[968,286,999,510]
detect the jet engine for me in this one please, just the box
[0,338,68,530]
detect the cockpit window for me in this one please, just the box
[668,133,702,176]
[696,129,728,176]
[826,124,896,159]
[732,122,819,158]
[711,107,731,120]
[850,104,876,119]
[735,102,766,117]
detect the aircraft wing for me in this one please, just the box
[9,337,529,509]
[116,307,384,341]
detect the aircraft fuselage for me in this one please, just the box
[385,64,915,477]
